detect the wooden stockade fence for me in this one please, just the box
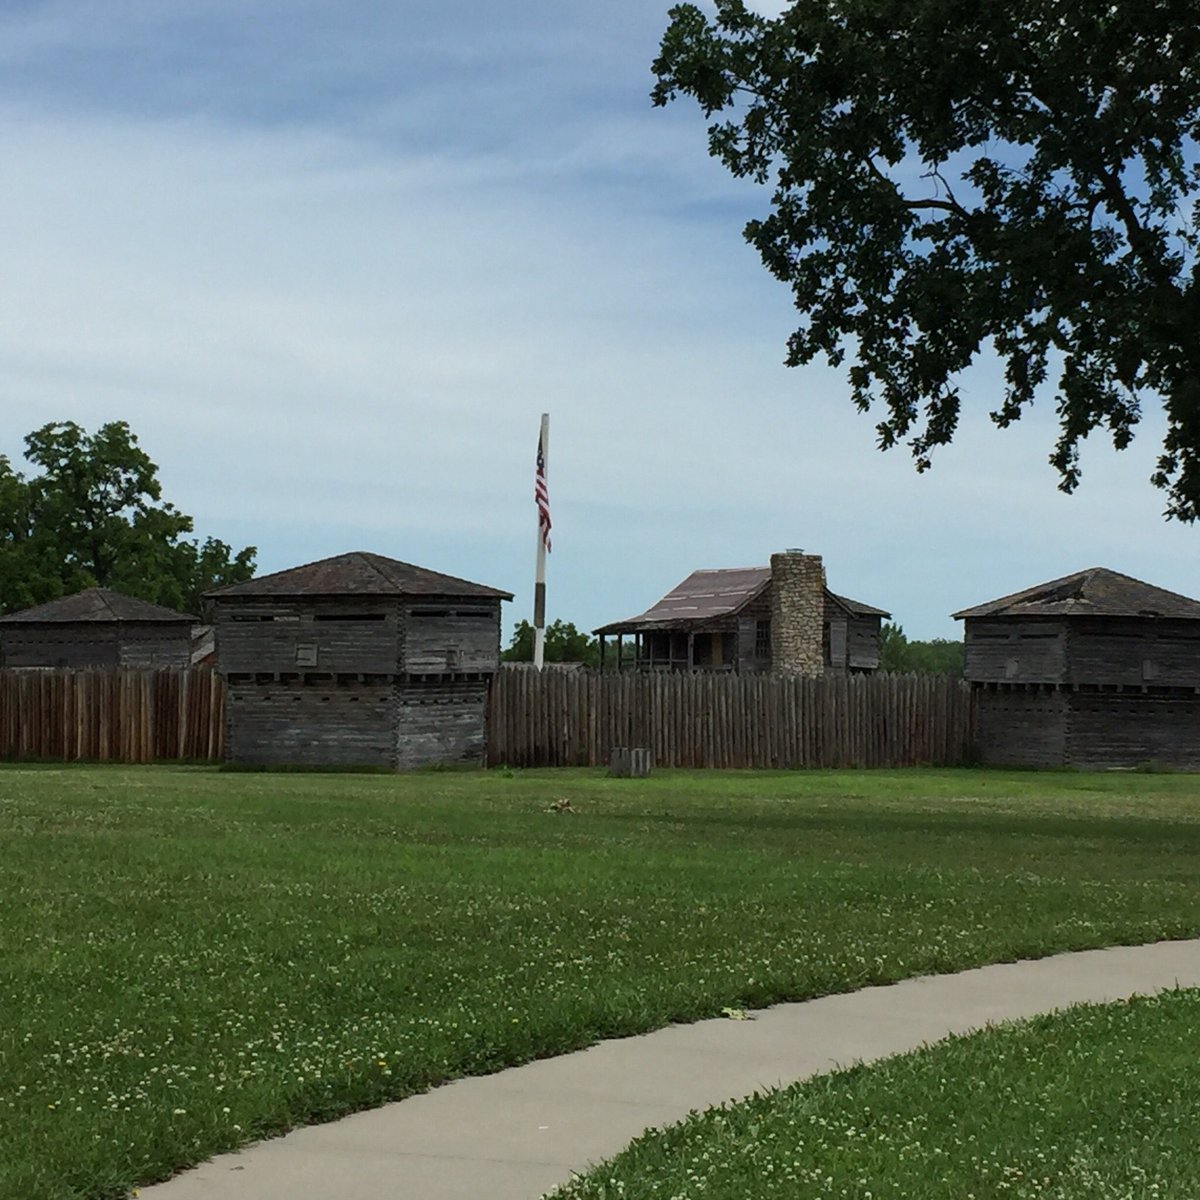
[0,668,225,763]
[0,666,974,770]
[487,669,977,769]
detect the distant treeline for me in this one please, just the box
[878,623,964,676]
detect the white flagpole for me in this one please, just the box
[533,412,550,669]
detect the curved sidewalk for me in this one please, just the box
[143,938,1200,1200]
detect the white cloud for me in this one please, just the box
[0,5,1195,644]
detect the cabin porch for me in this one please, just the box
[598,626,740,672]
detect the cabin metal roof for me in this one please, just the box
[952,567,1200,621]
[594,567,890,634]
[828,592,891,619]
[0,587,196,624]
[206,551,513,601]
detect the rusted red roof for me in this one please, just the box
[206,551,512,601]
[0,587,196,624]
[595,568,890,634]
[953,567,1200,620]
[594,567,770,634]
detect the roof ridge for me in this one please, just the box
[0,587,196,623]
[353,551,403,589]
[203,551,512,601]
[690,565,769,574]
[94,588,121,620]
[953,566,1200,620]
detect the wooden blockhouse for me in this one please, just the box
[594,551,889,675]
[207,551,511,769]
[0,587,195,669]
[955,567,1200,769]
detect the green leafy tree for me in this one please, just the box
[502,619,601,667]
[878,622,910,674]
[0,421,255,616]
[653,1,1200,517]
[879,622,964,675]
[0,455,61,614]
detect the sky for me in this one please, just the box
[1,0,1197,641]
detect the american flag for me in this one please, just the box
[535,431,552,552]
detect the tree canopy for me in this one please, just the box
[502,619,601,667]
[878,623,964,675]
[0,421,255,616]
[653,1,1200,517]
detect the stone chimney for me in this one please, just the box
[770,549,826,676]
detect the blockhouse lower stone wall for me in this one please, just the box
[770,552,826,676]
[975,685,1200,769]
[1068,692,1200,769]
[226,681,398,768]
[224,676,493,770]
[395,679,489,770]
[975,688,1070,768]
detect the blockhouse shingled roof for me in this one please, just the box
[205,551,513,601]
[0,587,196,624]
[952,567,1200,621]
[594,567,889,634]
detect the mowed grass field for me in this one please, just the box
[554,989,1200,1199]
[2,766,1200,1200]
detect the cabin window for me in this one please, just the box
[454,610,494,620]
[1019,633,1058,640]
[755,620,771,658]
[313,613,386,623]
[411,608,450,618]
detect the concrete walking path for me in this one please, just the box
[143,938,1200,1200]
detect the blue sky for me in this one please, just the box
[2,0,1196,641]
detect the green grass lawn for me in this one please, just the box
[551,988,1200,1199]
[2,765,1200,1200]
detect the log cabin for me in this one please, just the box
[207,551,512,769]
[594,550,889,675]
[954,567,1200,769]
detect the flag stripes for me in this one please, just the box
[535,432,552,551]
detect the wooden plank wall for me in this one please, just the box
[0,668,225,762]
[487,670,977,768]
[213,599,400,675]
